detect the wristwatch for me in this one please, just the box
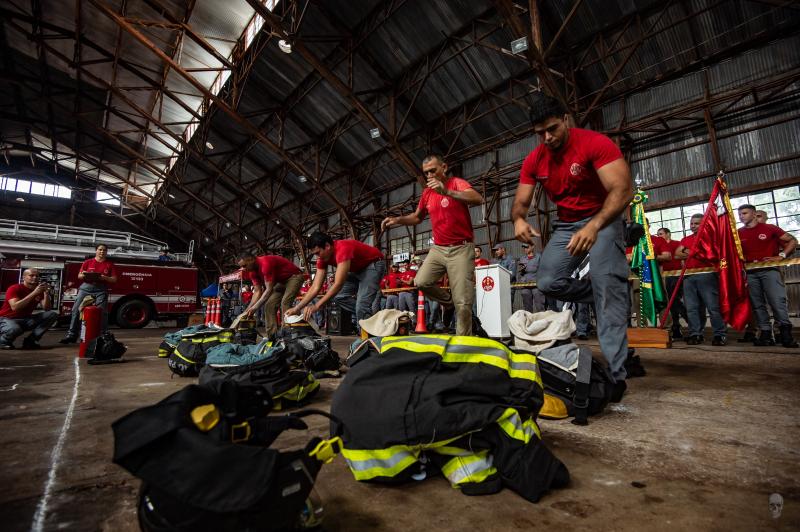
[778,251,787,259]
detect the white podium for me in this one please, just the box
[475,264,512,338]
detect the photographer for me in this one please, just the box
[0,269,59,350]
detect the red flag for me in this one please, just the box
[690,177,753,331]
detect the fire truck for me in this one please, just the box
[0,219,199,328]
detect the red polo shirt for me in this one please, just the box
[247,255,301,285]
[520,128,623,222]
[0,284,43,319]
[80,258,117,287]
[316,240,383,273]
[418,177,474,246]
[381,272,401,290]
[738,223,785,262]
[474,258,490,267]
[661,239,683,271]
[399,269,416,286]
[680,233,714,269]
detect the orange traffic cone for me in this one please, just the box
[414,291,428,333]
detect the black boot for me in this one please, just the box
[779,324,799,348]
[754,330,776,346]
[737,330,756,343]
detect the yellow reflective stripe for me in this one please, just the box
[497,407,541,443]
[441,451,497,486]
[380,339,446,356]
[343,449,419,481]
[274,376,319,401]
[446,337,543,386]
[433,446,473,457]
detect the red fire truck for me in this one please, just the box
[0,219,199,328]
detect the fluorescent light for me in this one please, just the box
[370,128,381,139]
[205,141,214,150]
[16,197,24,202]
[511,37,528,54]
[168,193,176,199]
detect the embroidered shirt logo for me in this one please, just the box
[440,197,450,208]
[758,233,767,240]
[570,163,584,176]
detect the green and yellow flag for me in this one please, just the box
[630,189,667,327]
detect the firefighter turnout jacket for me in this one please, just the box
[331,334,569,502]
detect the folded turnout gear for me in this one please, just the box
[85,332,126,365]
[508,309,575,353]
[112,382,342,531]
[533,343,615,425]
[332,334,569,502]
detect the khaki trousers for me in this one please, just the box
[414,243,475,336]
[264,273,305,335]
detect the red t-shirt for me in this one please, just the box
[418,177,474,246]
[241,291,253,304]
[680,234,714,269]
[474,258,490,267]
[519,128,623,222]
[661,239,683,271]
[247,255,301,285]
[80,258,117,287]
[738,224,786,262]
[0,284,43,319]
[399,270,416,287]
[316,240,383,273]
[380,273,400,290]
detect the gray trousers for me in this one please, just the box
[398,291,416,313]
[748,268,791,330]
[68,283,109,336]
[519,286,545,313]
[384,294,399,309]
[575,303,594,336]
[0,310,59,343]
[537,216,629,381]
[683,272,726,337]
[333,260,386,327]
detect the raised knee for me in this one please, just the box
[536,274,555,294]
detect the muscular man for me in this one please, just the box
[656,227,689,339]
[381,154,484,336]
[0,269,59,349]
[511,95,633,398]
[287,232,385,329]
[738,204,797,347]
[237,252,304,336]
[675,214,727,345]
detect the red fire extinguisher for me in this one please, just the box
[79,305,102,358]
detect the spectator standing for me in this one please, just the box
[60,244,117,343]
[517,243,545,312]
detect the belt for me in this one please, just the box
[436,240,471,248]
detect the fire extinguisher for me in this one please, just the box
[79,305,102,358]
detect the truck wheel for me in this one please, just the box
[116,299,152,328]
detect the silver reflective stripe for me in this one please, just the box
[345,450,414,472]
[447,344,509,360]
[444,455,494,485]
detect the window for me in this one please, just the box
[96,191,121,206]
[415,230,432,251]
[390,236,411,256]
[0,176,72,199]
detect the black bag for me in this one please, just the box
[167,330,233,377]
[112,383,342,532]
[535,344,614,425]
[85,332,126,364]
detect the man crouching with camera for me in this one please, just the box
[0,268,59,350]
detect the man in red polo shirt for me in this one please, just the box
[287,232,385,330]
[511,95,633,399]
[474,246,490,267]
[675,214,727,345]
[380,263,402,309]
[656,227,689,339]
[737,204,797,347]
[0,269,59,349]
[237,252,305,337]
[381,154,484,336]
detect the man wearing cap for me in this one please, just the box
[517,243,545,313]
[381,154,484,336]
[238,252,305,337]
[511,94,633,400]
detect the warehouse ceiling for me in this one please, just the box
[1,0,799,271]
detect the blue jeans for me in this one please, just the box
[0,311,59,343]
[333,260,386,329]
[683,273,726,337]
[747,268,790,330]
[68,283,109,336]
[537,216,629,381]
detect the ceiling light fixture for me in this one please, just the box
[244,235,248,240]
[275,219,281,225]
[225,222,231,228]
[168,193,176,199]
[298,175,307,183]
[204,237,210,242]
[15,197,24,202]
[369,128,381,139]
[278,39,292,54]
[254,201,261,208]
[205,141,215,150]
[104,209,113,214]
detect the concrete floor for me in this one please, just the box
[1,329,799,531]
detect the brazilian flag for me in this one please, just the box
[630,190,667,327]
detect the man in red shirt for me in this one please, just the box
[737,204,798,347]
[656,228,689,339]
[511,95,633,397]
[381,154,484,336]
[287,232,385,331]
[381,263,401,309]
[675,214,727,345]
[0,269,59,349]
[396,259,417,318]
[61,243,118,343]
[474,246,490,267]
[237,252,305,337]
